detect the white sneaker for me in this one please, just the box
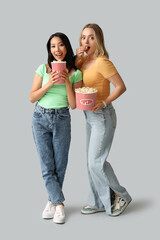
[110,197,131,216]
[53,205,65,224]
[42,201,56,219]
[81,205,105,214]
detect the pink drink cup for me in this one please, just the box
[51,61,66,84]
[76,92,97,110]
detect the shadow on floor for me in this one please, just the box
[65,198,154,218]
[125,198,154,215]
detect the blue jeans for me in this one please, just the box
[32,103,71,205]
[84,103,132,214]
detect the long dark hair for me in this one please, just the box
[46,32,76,72]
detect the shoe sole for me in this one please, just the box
[42,213,54,219]
[53,219,65,224]
[42,216,54,219]
[81,209,105,214]
[109,199,132,217]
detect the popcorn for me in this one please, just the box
[75,87,98,94]
[52,60,66,63]
[75,87,98,110]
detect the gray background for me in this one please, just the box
[0,0,159,239]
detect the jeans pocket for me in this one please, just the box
[33,105,43,118]
[33,111,42,118]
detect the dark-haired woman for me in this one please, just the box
[30,33,82,224]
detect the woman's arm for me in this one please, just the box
[75,56,83,69]
[72,80,83,91]
[61,70,83,109]
[104,73,126,105]
[66,80,83,109]
[29,72,59,103]
[92,73,126,112]
[75,46,86,68]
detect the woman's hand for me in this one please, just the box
[75,46,85,68]
[92,102,104,112]
[47,71,59,87]
[61,69,70,84]
[76,46,85,58]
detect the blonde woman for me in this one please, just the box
[76,23,132,216]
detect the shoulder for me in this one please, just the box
[75,69,82,74]
[96,56,116,68]
[71,69,82,83]
[35,64,46,77]
[36,63,46,71]
[70,68,82,76]
[74,69,82,78]
[97,56,111,64]
[96,56,118,77]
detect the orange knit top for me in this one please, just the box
[78,55,118,104]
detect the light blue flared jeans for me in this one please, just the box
[84,103,132,214]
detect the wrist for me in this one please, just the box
[45,82,52,89]
[76,55,83,62]
[65,78,70,85]
[101,100,107,108]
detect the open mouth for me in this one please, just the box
[55,53,63,58]
[85,46,90,52]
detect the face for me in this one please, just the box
[81,28,97,56]
[50,37,67,61]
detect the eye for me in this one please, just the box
[59,43,64,47]
[51,45,55,48]
[81,36,85,40]
[90,36,94,40]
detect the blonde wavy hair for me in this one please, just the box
[79,23,109,58]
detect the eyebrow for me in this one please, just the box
[82,34,94,37]
[51,42,63,45]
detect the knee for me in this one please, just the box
[88,161,101,175]
[42,169,53,180]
